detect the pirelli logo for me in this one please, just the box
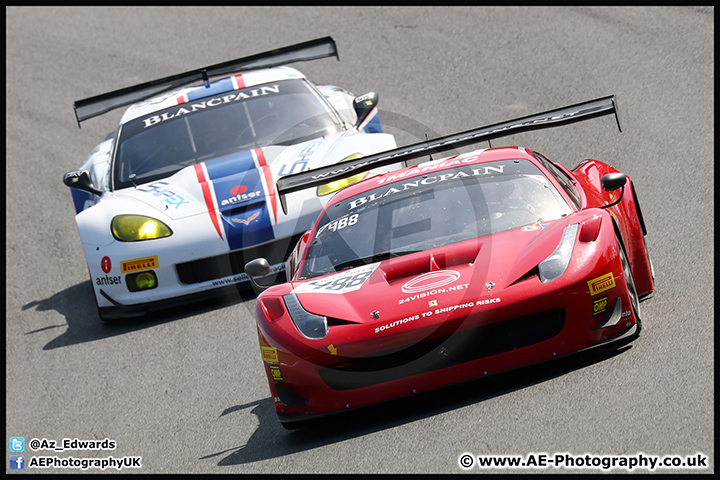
[120,255,158,274]
[588,273,616,296]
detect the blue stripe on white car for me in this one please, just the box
[204,150,275,250]
[185,77,237,101]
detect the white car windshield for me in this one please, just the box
[301,158,573,279]
[113,79,341,189]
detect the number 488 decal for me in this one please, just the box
[326,214,358,233]
[294,262,379,294]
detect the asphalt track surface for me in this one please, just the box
[6,6,714,474]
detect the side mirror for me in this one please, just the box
[63,170,102,196]
[353,92,378,128]
[244,258,272,292]
[245,258,271,277]
[600,172,626,209]
[601,172,626,192]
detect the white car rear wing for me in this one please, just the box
[73,36,338,126]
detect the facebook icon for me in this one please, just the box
[10,455,25,470]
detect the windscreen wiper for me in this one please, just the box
[333,250,421,272]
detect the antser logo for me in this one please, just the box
[221,189,261,206]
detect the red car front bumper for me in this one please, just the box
[256,247,638,427]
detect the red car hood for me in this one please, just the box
[291,218,573,323]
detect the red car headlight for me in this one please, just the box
[283,292,328,339]
[538,223,579,283]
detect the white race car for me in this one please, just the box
[63,37,397,320]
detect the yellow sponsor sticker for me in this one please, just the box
[120,255,158,274]
[593,295,609,316]
[588,273,616,296]
[269,365,284,382]
[261,346,279,363]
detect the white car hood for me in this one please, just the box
[113,132,348,222]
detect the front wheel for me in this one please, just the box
[639,234,656,301]
[618,236,641,335]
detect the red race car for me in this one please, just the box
[245,96,655,429]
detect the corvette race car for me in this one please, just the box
[245,95,655,429]
[62,37,397,320]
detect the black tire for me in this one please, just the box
[631,183,655,301]
[638,234,655,301]
[86,266,111,322]
[617,236,641,334]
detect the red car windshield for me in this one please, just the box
[301,158,573,279]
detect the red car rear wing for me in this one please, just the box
[277,95,621,214]
[73,37,339,127]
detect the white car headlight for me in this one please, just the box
[111,215,172,242]
[316,153,368,196]
[538,223,579,283]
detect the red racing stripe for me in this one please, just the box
[254,148,277,224]
[233,74,245,90]
[194,163,223,240]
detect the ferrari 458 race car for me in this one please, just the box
[62,37,397,321]
[245,95,655,429]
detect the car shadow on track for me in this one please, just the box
[209,340,637,466]
[22,280,255,350]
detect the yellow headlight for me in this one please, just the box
[317,153,367,196]
[111,215,173,242]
